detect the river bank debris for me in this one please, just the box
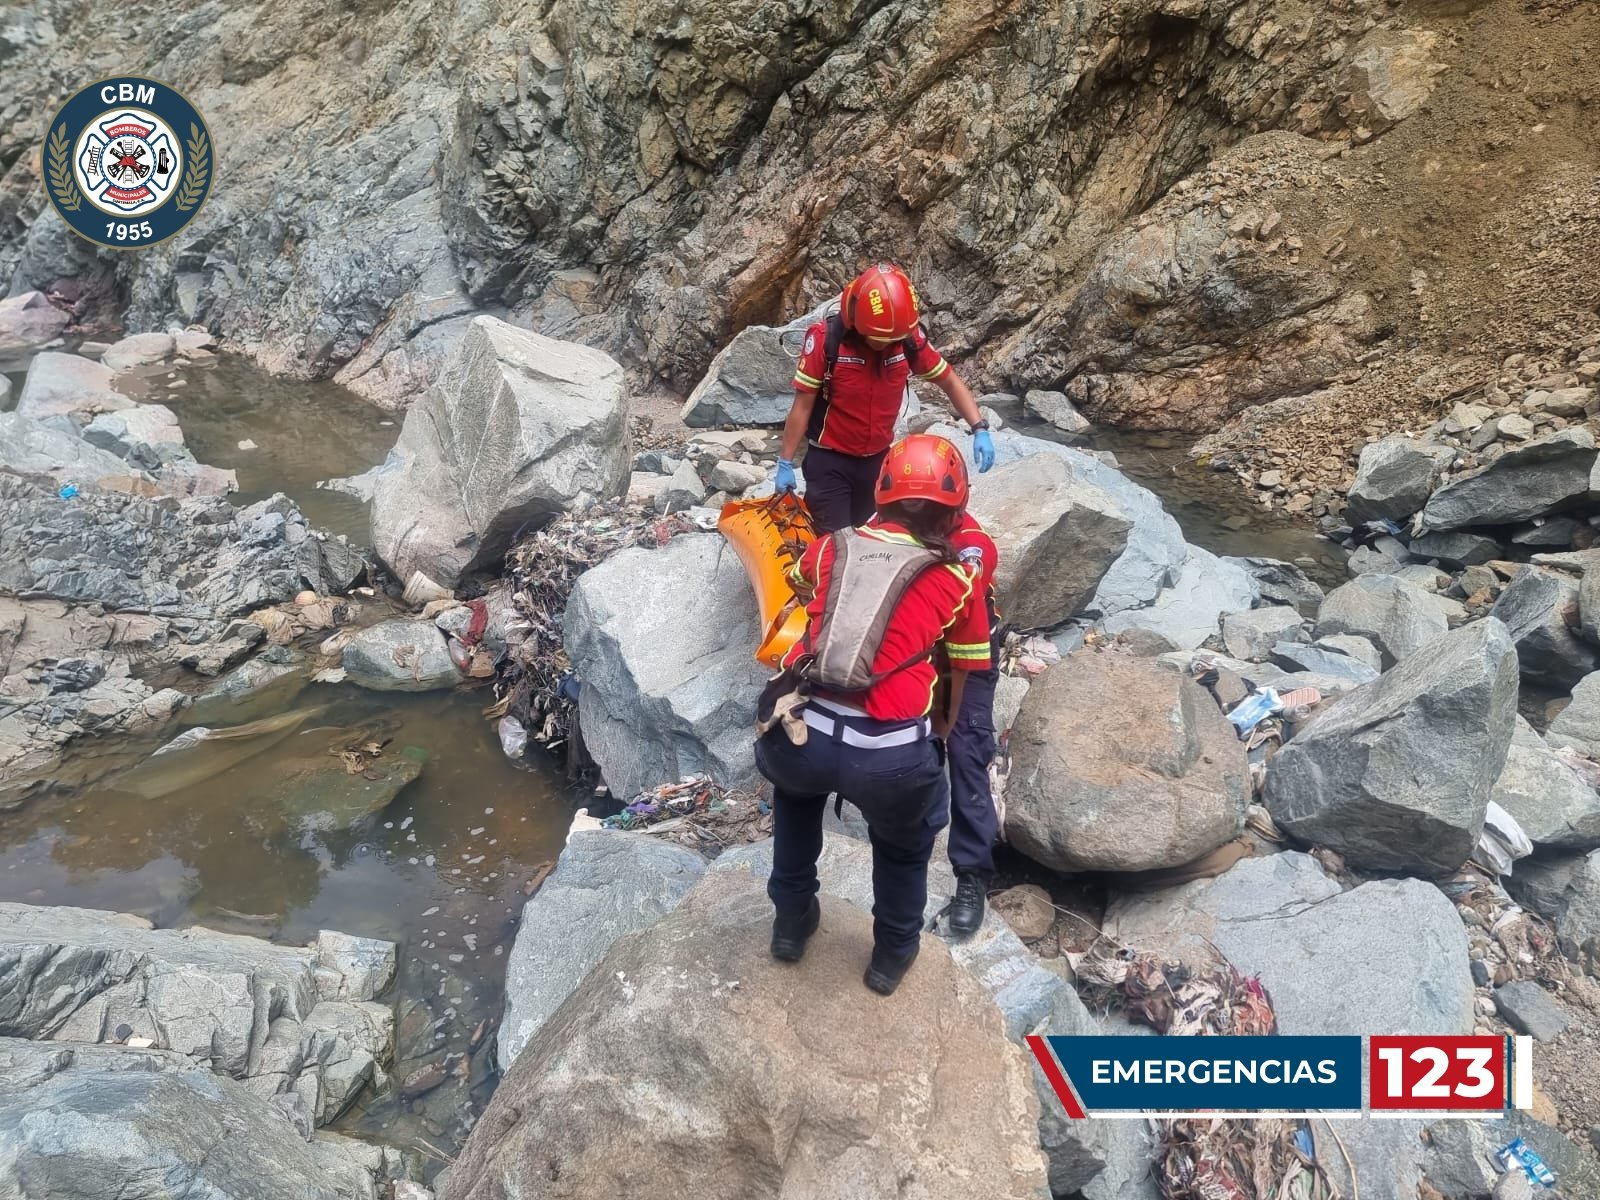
[490,503,695,765]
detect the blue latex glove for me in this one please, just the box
[774,458,798,493]
[972,429,995,473]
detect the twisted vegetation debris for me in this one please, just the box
[490,502,696,763]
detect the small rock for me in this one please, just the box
[1409,530,1501,569]
[1222,607,1305,661]
[1493,980,1571,1042]
[990,885,1056,941]
[400,1064,448,1099]
[708,460,767,494]
[1497,413,1536,441]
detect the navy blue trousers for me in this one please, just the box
[946,660,999,878]
[755,720,949,956]
[803,445,887,535]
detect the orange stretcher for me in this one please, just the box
[718,492,817,667]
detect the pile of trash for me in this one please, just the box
[489,503,695,765]
[1156,1120,1342,1200]
[599,774,772,855]
[1068,940,1347,1200]
[1439,863,1567,988]
[1070,941,1278,1038]
[248,588,365,645]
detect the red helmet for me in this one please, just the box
[876,434,970,510]
[841,262,921,340]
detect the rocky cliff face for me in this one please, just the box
[0,0,1437,410]
[5,2,1595,439]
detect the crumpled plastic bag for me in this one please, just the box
[1472,800,1534,877]
[1227,688,1281,735]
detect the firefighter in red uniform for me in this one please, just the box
[942,511,1002,935]
[773,263,996,535]
[756,435,991,995]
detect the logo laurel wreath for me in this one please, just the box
[176,123,209,211]
[46,124,83,212]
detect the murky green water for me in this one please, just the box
[118,356,398,540]
[0,346,571,1167]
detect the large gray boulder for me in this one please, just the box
[1023,388,1092,435]
[82,403,187,465]
[1420,428,1598,531]
[1005,650,1249,873]
[1105,852,1474,1035]
[1490,566,1599,690]
[1264,619,1519,876]
[1506,850,1600,975]
[0,904,395,1127]
[0,1039,393,1200]
[680,303,829,426]
[1408,529,1500,568]
[498,832,706,1068]
[1344,437,1454,524]
[1548,670,1600,759]
[14,351,133,421]
[1221,556,1326,615]
[712,832,1128,1196]
[341,619,462,692]
[928,424,1187,616]
[1099,546,1258,650]
[371,317,631,589]
[1580,568,1600,646]
[966,454,1131,629]
[564,533,768,798]
[0,290,69,354]
[447,871,1050,1200]
[0,412,139,485]
[1315,573,1447,668]
[1491,719,1600,852]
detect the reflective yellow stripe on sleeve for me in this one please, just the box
[914,358,951,381]
[794,368,823,389]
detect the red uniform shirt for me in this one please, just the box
[783,520,991,721]
[792,321,951,457]
[949,512,999,608]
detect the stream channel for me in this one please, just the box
[0,353,1346,1172]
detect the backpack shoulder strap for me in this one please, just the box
[820,314,846,402]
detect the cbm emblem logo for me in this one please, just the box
[42,77,214,250]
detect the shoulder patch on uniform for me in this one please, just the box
[804,333,816,355]
[958,546,985,569]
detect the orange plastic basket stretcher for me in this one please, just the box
[717,492,818,668]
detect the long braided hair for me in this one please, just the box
[876,498,963,563]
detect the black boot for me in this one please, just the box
[770,897,821,962]
[949,872,987,937]
[863,943,919,995]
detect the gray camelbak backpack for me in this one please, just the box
[794,528,941,692]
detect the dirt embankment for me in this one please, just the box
[1193,0,1600,516]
